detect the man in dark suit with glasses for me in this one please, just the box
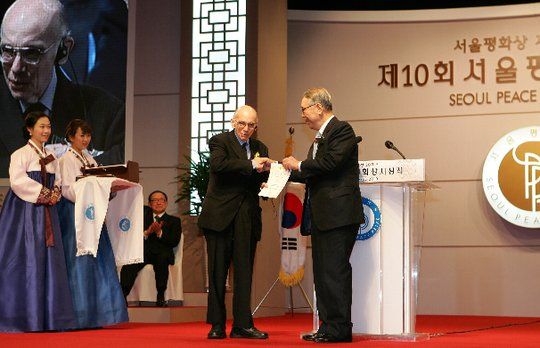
[198,105,271,340]
[283,87,364,343]
[120,190,182,307]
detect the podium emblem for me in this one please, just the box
[357,197,381,240]
[482,126,540,228]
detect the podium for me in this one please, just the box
[350,159,436,340]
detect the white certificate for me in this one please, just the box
[259,162,291,198]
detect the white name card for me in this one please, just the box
[359,159,425,183]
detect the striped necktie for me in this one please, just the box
[312,133,322,159]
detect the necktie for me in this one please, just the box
[155,215,161,223]
[312,133,322,159]
[241,142,249,159]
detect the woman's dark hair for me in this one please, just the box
[23,111,50,140]
[65,119,92,142]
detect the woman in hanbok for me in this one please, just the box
[0,112,77,332]
[57,119,128,329]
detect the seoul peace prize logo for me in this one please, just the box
[119,216,131,232]
[84,204,95,221]
[357,197,381,240]
[482,126,540,228]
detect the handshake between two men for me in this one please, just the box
[198,104,308,341]
[202,90,361,342]
[251,156,302,173]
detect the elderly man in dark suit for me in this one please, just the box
[283,87,364,343]
[120,190,182,307]
[0,0,124,177]
[198,105,271,340]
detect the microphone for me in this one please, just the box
[385,140,406,159]
[288,126,295,135]
[355,136,362,143]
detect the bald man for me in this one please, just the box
[198,105,270,340]
[0,0,125,177]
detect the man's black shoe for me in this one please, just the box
[207,324,226,339]
[156,293,167,307]
[230,327,268,339]
[302,331,323,341]
[313,332,352,343]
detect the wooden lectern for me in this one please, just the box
[82,161,140,183]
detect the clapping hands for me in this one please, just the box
[145,221,163,237]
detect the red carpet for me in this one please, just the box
[1,314,540,347]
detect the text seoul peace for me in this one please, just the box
[449,89,537,106]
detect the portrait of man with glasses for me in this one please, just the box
[0,0,126,178]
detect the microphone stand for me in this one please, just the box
[385,140,406,159]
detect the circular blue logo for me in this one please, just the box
[357,197,381,240]
[119,217,131,232]
[84,204,95,221]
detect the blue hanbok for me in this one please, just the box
[57,148,128,328]
[0,142,77,332]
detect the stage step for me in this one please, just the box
[127,306,207,323]
[183,291,208,306]
[127,292,232,323]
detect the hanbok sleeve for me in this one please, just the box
[9,150,44,203]
[59,154,80,203]
[52,158,62,193]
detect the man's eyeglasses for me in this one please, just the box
[301,103,317,114]
[235,121,257,130]
[150,198,166,203]
[0,40,59,65]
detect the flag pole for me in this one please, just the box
[252,127,314,316]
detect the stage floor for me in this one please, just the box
[1,313,540,347]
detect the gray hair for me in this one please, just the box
[303,87,333,111]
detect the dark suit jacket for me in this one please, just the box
[291,117,364,232]
[0,67,125,177]
[144,210,182,265]
[198,130,269,241]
